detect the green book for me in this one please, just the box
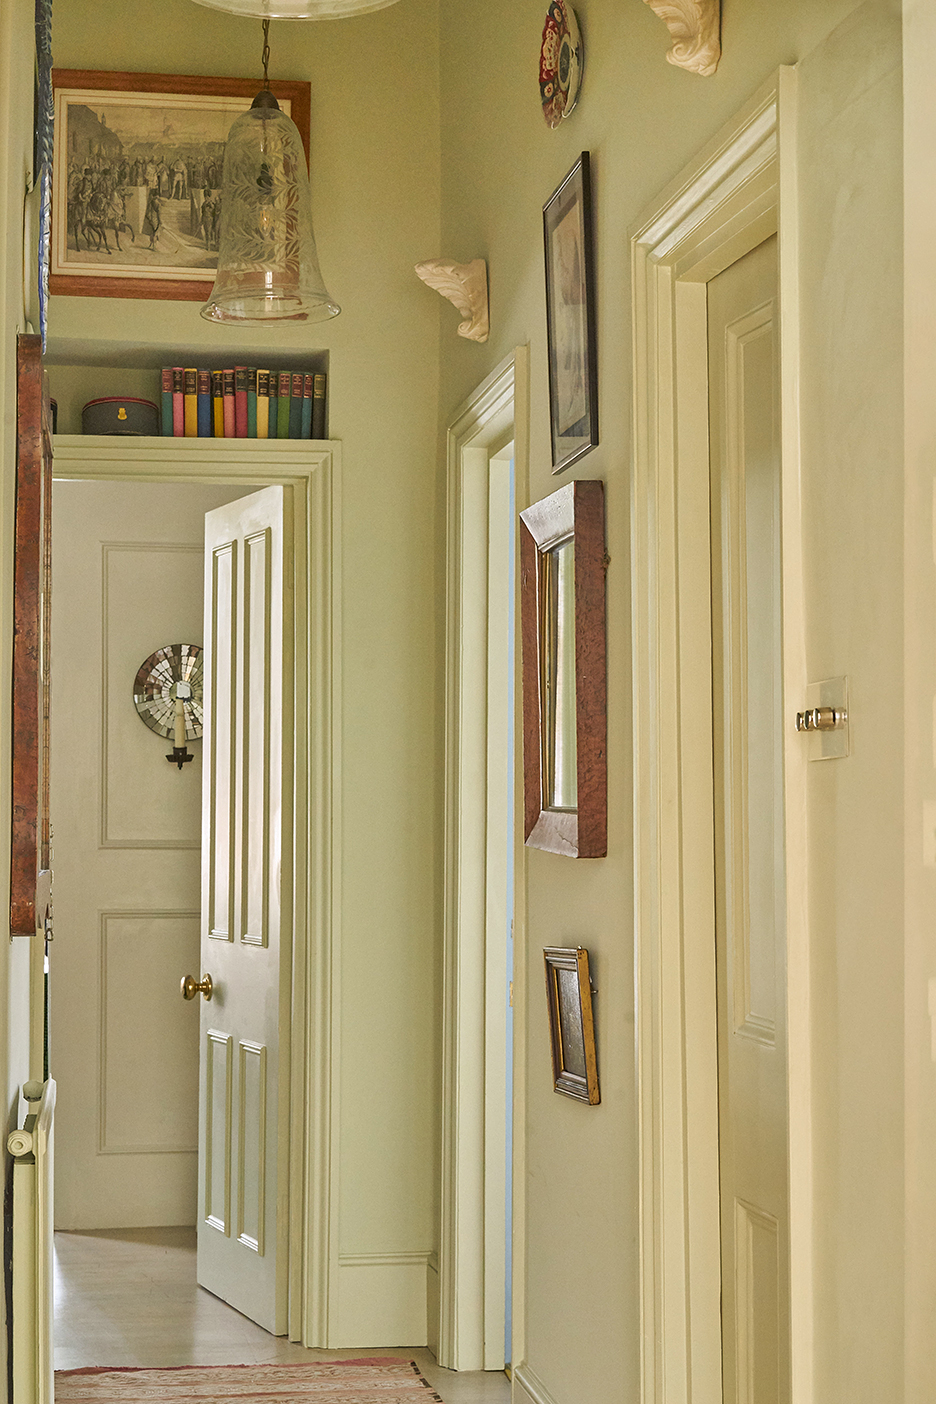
[247,367,258,438]
[289,373,304,439]
[276,371,291,439]
[268,373,278,437]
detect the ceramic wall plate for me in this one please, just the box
[540,0,583,130]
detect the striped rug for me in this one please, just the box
[55,1359,443,1403]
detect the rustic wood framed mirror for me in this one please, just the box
[11,334,53,938]
[519,478,606,857]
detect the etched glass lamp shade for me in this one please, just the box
[201,91,340,324]
[191,0,399,17]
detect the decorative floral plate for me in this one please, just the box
[540,0,583,130]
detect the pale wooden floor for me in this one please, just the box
[54,1228,511,1404]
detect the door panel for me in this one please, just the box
[197,486,290,1335]
[50,481,242,1231]
[708,233,789,1404]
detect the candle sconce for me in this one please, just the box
[133,644,204,770]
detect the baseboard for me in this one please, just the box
[335,1251,431,1347]
[512,1361,561,1404]
[425,1254,440,1359]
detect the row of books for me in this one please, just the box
[161,367,327,439]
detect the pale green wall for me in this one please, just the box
[49,0,442,1343]
[435,2,902,1402]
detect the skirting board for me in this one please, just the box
[336,1252,430,1346]
[513,1362,560,1404]
[426,1256,440,1359]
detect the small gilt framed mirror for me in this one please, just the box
[519,478,606,857]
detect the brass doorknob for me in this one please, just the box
[181,973,213,1001]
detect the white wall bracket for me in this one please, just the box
[414,257,489,342]
[643,0,721,77]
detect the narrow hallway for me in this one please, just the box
[54,1228,510,1402]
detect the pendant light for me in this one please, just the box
[191,0,399,19]
[201,20,340,324]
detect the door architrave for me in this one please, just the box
[630,70,811,1404]
[438,348,529,1372]
[49,435,340,1347]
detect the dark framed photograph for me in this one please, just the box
[543,946,599,1104]
[543,151,598,473]
[51,69,311,302]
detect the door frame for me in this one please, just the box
[630,71,812,1404]
[438,348,529,1371]
[49,436,340,1347]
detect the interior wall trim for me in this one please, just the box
[51,436,341,1350]
[511,1361,560,1404]
[439,348,529,1373]
[338,1251,432,1268]
[630,69,811,1404]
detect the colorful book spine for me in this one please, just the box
[257,370,270,439]
[183,368,198,437]
[212,371,224,437]
[301,373,314,439]
[234,366,249,438]
[268,376,278,436]
[246,368,258,439]
[161,368,173,436]
[197,369,211,437]
[172,367,184,437]
[311,372,327,440]
[276,372,291,439]
[222,368,235,438]
[289,373,304,439]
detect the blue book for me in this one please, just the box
[161,368,173,436]
[268,381,278,435]
[197,369,211,437]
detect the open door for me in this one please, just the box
[195,485,292,1334]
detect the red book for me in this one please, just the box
[222,369,235,439]
[234,365,249,438]
[172,366,184,437]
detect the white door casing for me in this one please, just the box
[439,349,529,1373]
[49,437,339,1348]
[631,72,811,1404]
[198,485,291,1333]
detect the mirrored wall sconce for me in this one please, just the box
[414,258,489,342]
[643,0,721,76]
[519,480,606,857]
[133,644,204,770]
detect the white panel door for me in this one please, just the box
[708,234,790,1404]
[197,486,291,1335]
[50,480,243,1231]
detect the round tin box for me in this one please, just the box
[82,397,159,436]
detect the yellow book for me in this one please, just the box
[212,371,224,437]
[183,367,198,437]
[256,369,270,439]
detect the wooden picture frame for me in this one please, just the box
[50,69,311,302]
[543,151,598,474]
[11,335,53,939]
[544,946,599,1104]
[519,478,606,857]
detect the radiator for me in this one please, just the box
[8,1079,55,1404]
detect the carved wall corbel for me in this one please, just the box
[643,0,721,77]
[414,258,489,343]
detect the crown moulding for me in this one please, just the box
[414,258,489,343]
[643,0,721,77]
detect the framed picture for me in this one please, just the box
[50,69,311,302]
[543,946,599,1104]
[519,479,607,858]
[543,151,598,473]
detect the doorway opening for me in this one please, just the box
[44,436,339,1359]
